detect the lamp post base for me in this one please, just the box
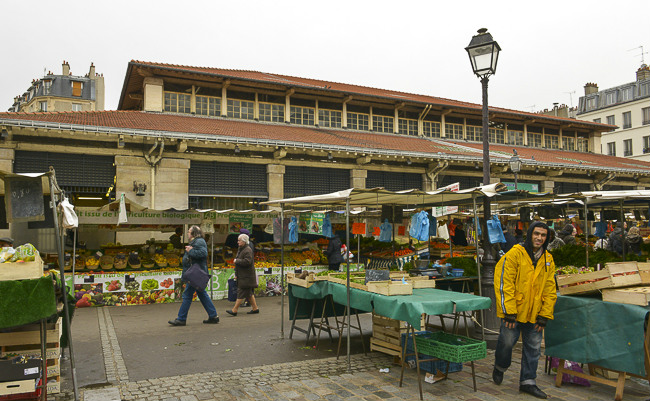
[477,253,500,349]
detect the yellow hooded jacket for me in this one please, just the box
[494,243,557,323]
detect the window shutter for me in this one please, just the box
[72,81,82,97]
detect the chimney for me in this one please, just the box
[62,60,70,76]
[89,62,95,78]
[637,64,650,81]
[584,82,598,95]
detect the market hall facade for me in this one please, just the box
[2,60,650,249]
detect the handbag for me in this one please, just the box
[182,263,210,292]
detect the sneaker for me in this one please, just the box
[203,316,220,324]
[246,309,260,314]
[519,384,547,399]
[492,367,503,385]
[168,319,186,326]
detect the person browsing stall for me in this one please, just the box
[226,234,259,316]
[169,227,183,250]
[168,225,219,326]
[450,223,468,246]
[492,221,557,399]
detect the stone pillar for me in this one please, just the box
[350,169,367,189]
[422,172,435,192]
[267,164,285,201]
[541,180,555,193]
[0,149,14,240]
[115,155,190,210]
[143,77,163,112]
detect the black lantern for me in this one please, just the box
[509,152,522,190]
[465,28,501,78]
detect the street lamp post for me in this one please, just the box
[466,28,501,346]
[509,151,522,190]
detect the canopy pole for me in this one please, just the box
[345,197,351,373]
[210,234,214,300]
[620,200,626,260]
[472,195,485,341]
[280,205,285,339]
[584,201,589,268]
[49,171,79,401]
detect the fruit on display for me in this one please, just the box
[100,255,114,270]
[255,261,279,268]
[166,254,180,267]
[75,255,86,269]
[393,249,414,257]
[114,254,127,270]
[302,249,321,264]
[128,252,141,269]
[85,256,100,270]
[154,254,168,267]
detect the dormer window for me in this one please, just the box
[43,80,51,94]
[72,81,83,97]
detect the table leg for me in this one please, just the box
[470,360,477,392]
[615,372,625,401]
[554,359,565,388]
[412,324,423,401]
[289,297,300,339]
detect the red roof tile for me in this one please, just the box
[125,61,613,131]
[0,110,647,173]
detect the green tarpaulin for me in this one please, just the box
[290,281,491,329]
[545,295,649,377]
[0,276,57,329]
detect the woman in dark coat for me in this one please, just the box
[226,234,259,316]
[557,224,577,246]
[169,225,219,326]
[325,236,344,271]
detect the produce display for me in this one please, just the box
[154,254,168,267]
[100,255,114,270]
[114,254,127,270]
[85,255,100,270]
[128,252,141,269]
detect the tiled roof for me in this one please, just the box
[0,110,647,173]
[123,61,614,131]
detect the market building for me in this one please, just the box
[2,60,650,251]
[576,64,650,161]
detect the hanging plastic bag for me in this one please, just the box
[409,211,429,241]
[59,196,78,229]
[437,222,449,240]
[474,217,481,237]
[487,215,506,244]
[288,216,298,243]
[379,219,392,242]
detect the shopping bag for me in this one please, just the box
[227,278,238,302]
[182,263,210,292]
[59,197,78,229]
[487,216,506,244]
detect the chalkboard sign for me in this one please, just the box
[365,269,390,284]
[28,196,54,229]
[381,205,403,222]
[4,176,45,223]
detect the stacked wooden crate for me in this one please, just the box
[557,261,650,307]
[0,317,62,395]
[370,312,425,357]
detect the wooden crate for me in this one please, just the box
[370,313,425,357]
[367,280,413,296]
[0,379,36,396]
[45,376,60,394]
[286,272,316,288]
[556,262,641,295]
[638,262,650,284]
[326,273,367,290]
[602,286,650,306]
[0,254,44,282]
[390,274,436,289]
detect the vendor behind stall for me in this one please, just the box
[169,227,183,249]
[0,237,14,248]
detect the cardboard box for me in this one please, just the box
[0,255,44,282]
[0,359,40,382]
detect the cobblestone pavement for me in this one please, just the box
[50,349,650,401]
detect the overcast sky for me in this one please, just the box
[2,1,648,114]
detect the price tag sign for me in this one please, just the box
[83,275,95,283]
[264,267,272,275]
[95,251,103,258]
[294,267,302,274]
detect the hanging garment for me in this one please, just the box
[322,214,333,238]
[408,210,429,241]
[379,219,392,242]
[594,221,607,238]
[428,215,437,237]
[288,216,298,243]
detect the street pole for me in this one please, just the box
[480,76,499,347]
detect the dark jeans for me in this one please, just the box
[494,320,543,386]
[176,284,218,321]
[329,263,341,271]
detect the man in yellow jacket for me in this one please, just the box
[492,221,557,399]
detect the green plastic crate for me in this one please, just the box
[414,331,486,363]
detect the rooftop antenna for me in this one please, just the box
[564,91,576,108]
[628,46,648,65]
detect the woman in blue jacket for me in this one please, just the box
[169,225,219,326]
